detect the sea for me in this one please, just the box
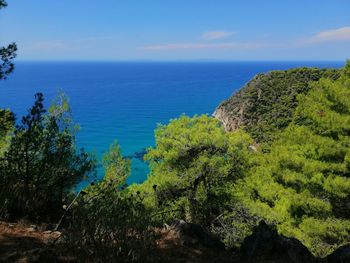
[0,61,344,186]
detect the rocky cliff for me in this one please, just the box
[213,67,341,142]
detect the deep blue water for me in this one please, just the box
[0,61,344,186]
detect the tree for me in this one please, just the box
[0,0,7,9]
[0,92,96,221]
[139,115,253,226]
[235,61,350,257]
[0,0,16,155]
[0,0,17,80]
[0,43,17,80]
[0,0,17,160]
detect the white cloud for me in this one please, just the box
[141,30,265,51]
[310,26,350,43]
[201,30,235,41]
[141,42,264,51]
[26,41,69,51]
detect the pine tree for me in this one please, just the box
[236,61,350,257]
[0,93,96,220]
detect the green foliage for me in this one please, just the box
[102,142,130,184]
[67,142,155,262]
[218,67,341,142]
[0,109,14,137]
[137,115,253,227]
[0,1,17,80]
[211,204,259,249]
[0,92,96,221]
[235,62,350,257]
[0,43,17,80]
[0,109,14,156]
[0,0,7,9]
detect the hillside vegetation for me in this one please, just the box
[235,63,350,256]
[214,67,341,142]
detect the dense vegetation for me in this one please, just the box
[66,143,155,261]
[0,93,96,221]
[135,116,252,226]
[0,61,349,261]
[235,62,350,256]
[215,67,341,142]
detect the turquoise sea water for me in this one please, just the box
[0,61,344,186]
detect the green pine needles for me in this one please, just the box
[234,61,350,257]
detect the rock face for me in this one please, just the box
[213,106,245,132]
[240,221,316,263]
[240,221,350,263]
[213,68,340,142]
[326,245,350,263]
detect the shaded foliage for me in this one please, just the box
[0,93,96,221]
[66,143,156,262]
[0,43,17,80]
[0,0,7,9]
[210,204,259,249]
[0,1,17,80]
[0,109,14,137]
[0,109,14,156]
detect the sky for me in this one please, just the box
[0,0,349,61]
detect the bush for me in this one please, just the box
[210,204,259,249]
[66,142,156,262]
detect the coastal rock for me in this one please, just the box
[326,245,350,263]
[248,145,258,152]
[213,106,245,132]
[240,221,316,263]
[213,68,341,141]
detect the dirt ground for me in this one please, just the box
[0,221,235,263]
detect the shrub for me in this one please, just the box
[66,142,156,262]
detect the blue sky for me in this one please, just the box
[1,0,349,61]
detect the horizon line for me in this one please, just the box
[14,59,347,63]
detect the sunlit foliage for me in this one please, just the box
[136,115,253,227]
[235,61,350,257]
